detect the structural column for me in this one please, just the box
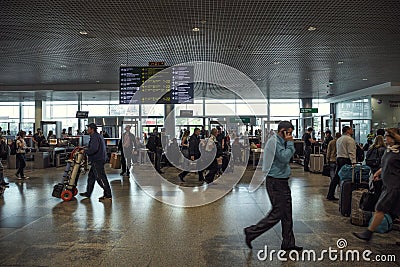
[164,104,175,141]
[300,98,313,137]
[330,103,336,134]
[77,93,82,132]
[34,100,43,131]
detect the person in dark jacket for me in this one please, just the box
[353,128,400,245]
[178,128,204,182]
[365,135,386,174]
[302,127,316,172]
[146,128,163,174]
[118,125,136,176]
[80,123,112,201]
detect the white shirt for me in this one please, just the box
[336,134,356,163]
[16,139,27,154]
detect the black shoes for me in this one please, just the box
[79,192,90,198]
[0,182,9,186]
[353,230,373,241]
[281,245,303,251]
[120,172,125,176]
[244,228,253,249]
[327,197,339,201]
[178,174,185,182]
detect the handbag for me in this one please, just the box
[359,191,377,212]
[322,164,330,177]
[181,147,189,159]
[359,176,382,212]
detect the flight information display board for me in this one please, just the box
[119,66,194,104]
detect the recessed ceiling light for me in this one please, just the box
[305,78,310,81]
[363,78,368,81]
[60,65,66,68]
[79,31,88,35]
[273,61,280,65]
[96,80,100,83]
[192,27,200,32]
[256,78,262,81]
[337,61,344,64]
[200,20,207,24]
[308,26,317,31]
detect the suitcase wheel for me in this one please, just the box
[61,190,73,201]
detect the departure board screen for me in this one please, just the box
[119,66,194,104]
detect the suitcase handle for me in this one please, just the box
[351,163,364,184]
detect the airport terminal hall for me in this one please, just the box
[1,1,400,266]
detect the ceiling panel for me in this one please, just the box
[0,0,400,100]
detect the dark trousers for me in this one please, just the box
[148,148,162,172]
[303,146,311,170]
[86,160,112,198]
[121,147,133,173]
[327,157,351,198]
[16,153,26,177]
[246,178,295,249]
[205,159,219,183]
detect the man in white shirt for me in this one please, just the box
[326,126,356,200]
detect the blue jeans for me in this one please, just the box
[86,160,112,198]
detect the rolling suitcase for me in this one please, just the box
[339,163,368,217]
[310,145,324,173]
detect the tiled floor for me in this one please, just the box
[0,162,399,266]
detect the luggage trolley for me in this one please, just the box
[52,147,88,201]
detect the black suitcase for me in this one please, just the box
[52,183,64,198]
[339,164,368,217]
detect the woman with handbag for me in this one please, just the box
[365,135,386,174]
[353,128,400,244]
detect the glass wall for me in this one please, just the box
[0,101,35,135]
[335,97,371,144]
[0,96,332,140]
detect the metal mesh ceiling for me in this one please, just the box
[1,0,400,100]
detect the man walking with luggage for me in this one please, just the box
[80,123,112,201]
[302,127,316,172]
[326,126,356,201]
[244,121,303,252]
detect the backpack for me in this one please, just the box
[146,135,156,152]
[356,145,365,162]
[0,141,9,157]
[365,147,380,167]
[10,140,17,155]
[369,213,393,233]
